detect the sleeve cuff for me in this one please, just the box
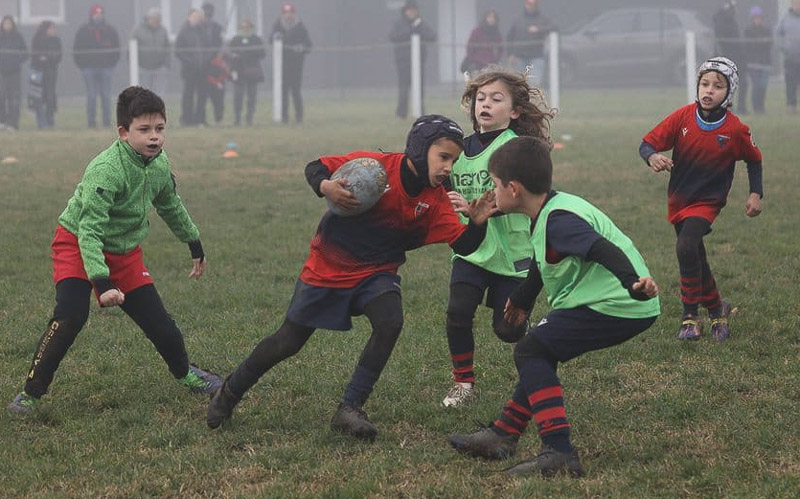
[188,240,205,261]
[91,277,115,295]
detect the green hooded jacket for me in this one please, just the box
[58,138,200,281]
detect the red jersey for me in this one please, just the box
[299,151,467,288]
[643,103,761,224]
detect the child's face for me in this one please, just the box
[697,71,728,111]
[490,173,518,213]
[426,138,462,187]
[119,113,166,159]
[474,80,520,133]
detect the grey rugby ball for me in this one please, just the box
[326,157,387,216]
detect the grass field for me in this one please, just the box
[1,85,798,498]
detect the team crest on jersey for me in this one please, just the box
[414,202,430,218]
[717,134,730,148]
[682,127,688,137]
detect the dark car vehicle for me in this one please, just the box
[557,8,714,86]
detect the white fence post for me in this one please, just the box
[685,30,697,104]
[411,33,422,119]
[272,35,283,123]
[548,31,560,111]
[129,38,139,87]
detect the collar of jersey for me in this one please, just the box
[695,107,727,131]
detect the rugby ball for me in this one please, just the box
[326,157,387,216]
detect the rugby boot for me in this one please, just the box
[206,378,242,429]
[7,391,39,415]
[677,314,702,340]
[180,364,223,395]
[710,299,733,343]
[442,382,475,408]
[330,402,378,442]
[502,445,584,478]
[448,424,519,460]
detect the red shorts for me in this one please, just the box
[51,225,154,298]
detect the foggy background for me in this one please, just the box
[0,0,789,98]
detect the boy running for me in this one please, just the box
[207,115,497,441]
[640,56,763,341]
[7,86,221,415]
[449,136,660,477]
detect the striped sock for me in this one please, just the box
[680,274,702,316]
[451,351,475,384]
[701,270,722,314]
[529,385,572,453]
[493,383,532,436]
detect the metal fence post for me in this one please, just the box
[411,33,422,119]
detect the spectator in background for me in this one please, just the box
[506,0,554,87]
[73,4,120,128]
[389,0,436,119]
[713,1,742,64]
[30,20,62,129]
[175,9,207,126]
[0,15,28,131]
[743,6,772,115]
[228,19,266,126]
[776,0,800,114]
[271,2,312,124]
[462,10,503,75]
[132,7,171,98]
[197,2,225,126]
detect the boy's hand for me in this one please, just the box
[321,178,361,212]
[99,289,125,307]
[467,190,499,225]
[503,298,529,327]
[745,193,762,217]
[447,191,470,214]
[631,276,659,299]
[647,153,673,172]
[189,257,206,279]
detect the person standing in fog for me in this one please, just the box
[742,6,772,115]
[0,15,28,131]
[462,10,503,75]
[506,0,554,87]
[389,0,436,119]
[30,20,62,129]
[228,19,266,126]
[776,0,800,114]
[197,2,225,126]
[132,7,171,99]
[73,4,120,128]
[271,2,311,124]
[175,9,207,126]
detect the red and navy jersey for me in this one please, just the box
[643,103,761,224]
[299,151,467,288]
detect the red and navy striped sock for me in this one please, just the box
[519,357,573,453]
[492,382,532,437]
[680,274,702,316]
[700,268,722,315]
[451,351,475,384]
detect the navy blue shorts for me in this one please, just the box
[286,273,402,331]
[450,258,525,311]
[529,306,657,362]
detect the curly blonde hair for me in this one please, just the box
[460,65,556,147]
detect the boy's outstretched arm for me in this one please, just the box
[505,258,544,326]
[449,190,498,256]
[639,141,673,172]
[188,240,206,278]
[745,160,764,217]
[586,239,659,300]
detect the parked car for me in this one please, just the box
[557,8,714,86]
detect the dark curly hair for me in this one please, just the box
[460,65,556,147]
